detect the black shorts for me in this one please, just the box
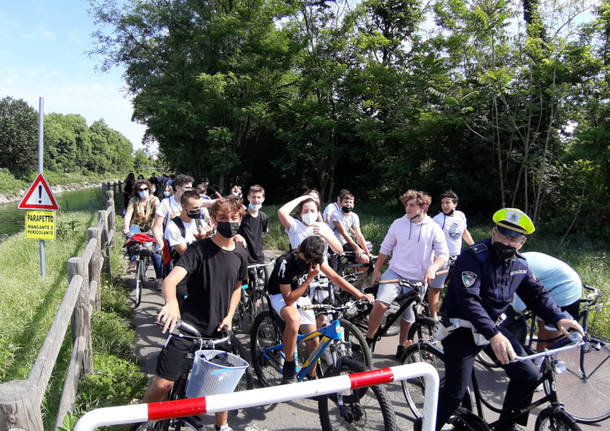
[156,335,231,381]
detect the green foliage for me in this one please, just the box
[0,168,28,194]
[0,98,135,193]
[0,97,38,176]
[72,353,147,414]
[89,0,610,239]
[91,310,136,360]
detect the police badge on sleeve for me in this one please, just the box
[462,271,477,287]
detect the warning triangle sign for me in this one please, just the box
[18,173,60,210]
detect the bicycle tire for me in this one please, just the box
[134,258,144,307]
[340,319,373,369]
[230,333,254,391]
[535,407,582,431]
[318,357,397,431]
[250,310,284,387]
[407,315,438,344]
[552,339,610,424]
[401,341,446,419]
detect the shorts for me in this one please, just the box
[429,257,455,289]
[156,334,230,381]
[375,268,426,323]
[270,293,316,326]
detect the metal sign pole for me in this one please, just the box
[38,97,45,278]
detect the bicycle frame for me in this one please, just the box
[462,335,584,430]
[260,319,347,381]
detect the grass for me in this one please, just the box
[0,210,96,382]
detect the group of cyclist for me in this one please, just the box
[122,177,586,431]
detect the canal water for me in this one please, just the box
[0,187,106,237]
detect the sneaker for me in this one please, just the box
[282,360,297,384]
[215,425,232,431]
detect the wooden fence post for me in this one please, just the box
[87,228,103,311]
[0,380,43,431]
[67,258,92,374]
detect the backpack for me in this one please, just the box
[162,216,186,265]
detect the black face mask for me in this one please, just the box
[341,206,352,213]
[491,241,517,263]
[295,257,310,273]
[186,209,201,220]
[443,209,454,216]
[216,221,240,238]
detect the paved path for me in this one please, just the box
[127,260,606,430]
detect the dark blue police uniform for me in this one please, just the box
[436,239,570,431]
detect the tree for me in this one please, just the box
[0,97,38,176]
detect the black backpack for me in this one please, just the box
[169,216,186,264]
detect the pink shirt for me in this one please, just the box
[380,214,448,280]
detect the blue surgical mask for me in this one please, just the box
[249,203,262,211]
[138,190,149,199]
[163,191,171,197]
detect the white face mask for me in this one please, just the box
[301,212,318,225]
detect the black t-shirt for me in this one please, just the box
[238,211,269,264]
[267,252,308,295]
[177,238,248,336]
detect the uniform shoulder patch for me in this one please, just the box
[461,271,478,288]
[470,243,488,254]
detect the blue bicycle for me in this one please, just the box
[250,300,396,430]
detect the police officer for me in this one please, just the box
[435,208,584,431]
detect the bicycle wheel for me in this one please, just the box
[230,333,254,392]
[407,315,438,345]
[553,339,610,424]
[318,357,397,430]
[401,341,446,419]
[135,418,200,431]
[535,407,582,431]
[134,258,145,307]
[250,310,284,387]
[340,319,373,369]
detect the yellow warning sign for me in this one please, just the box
[25,211,56,240]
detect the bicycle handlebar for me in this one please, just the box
[155,320,232,345]
[379,279,426,288]
[247,261,274,269]
[512,332,584,362]
[300,298,369,312]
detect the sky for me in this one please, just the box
[0,0,148,152]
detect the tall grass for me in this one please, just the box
[0,211,96,382]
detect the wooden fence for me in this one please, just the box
[0,183,120,431]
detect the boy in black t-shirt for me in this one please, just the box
[238,184,268,264]
[143,197,248,431]
[268,235,374,383]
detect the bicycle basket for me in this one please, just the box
[186,349,249,398]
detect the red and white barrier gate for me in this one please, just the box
[74,362,439,431]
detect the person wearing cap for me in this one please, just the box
[435,208,583,431]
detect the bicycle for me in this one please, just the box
[474,285,609,424]
[124,232,157,308]
[136,320,254,431]
[345,278,438,352]
[250,300,396,430]
[233,260,274,330]
[403,333,586,431]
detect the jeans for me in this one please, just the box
[129,225,163,279]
